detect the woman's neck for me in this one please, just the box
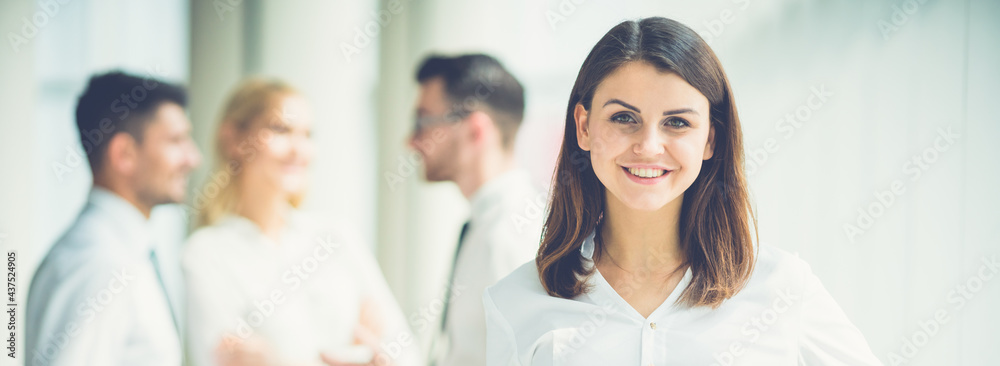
[598,191,686,276]
[235,180,288,244]
[597,191,688,318]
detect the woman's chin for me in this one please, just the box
[279,180,307,197]
[616,192,682,212]
[623,201,670,212]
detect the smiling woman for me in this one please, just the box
[482,17,883,366]
[182,79,421,366]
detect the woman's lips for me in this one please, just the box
[622,166,670,185]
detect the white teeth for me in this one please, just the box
[627,167,666,178]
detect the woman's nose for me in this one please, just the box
[633,126,666,156]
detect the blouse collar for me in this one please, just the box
[579,228,597,261]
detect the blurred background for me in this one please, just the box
[1,0,998,365]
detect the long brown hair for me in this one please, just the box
[536,17,756,308]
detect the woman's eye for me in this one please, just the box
[268,124,291,133]
[664,117,690,128]
[610,113,637,124]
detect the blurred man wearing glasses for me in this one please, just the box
[408,54,543,366]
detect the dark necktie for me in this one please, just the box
[440,221,470,331]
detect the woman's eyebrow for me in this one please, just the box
[664,108,699,116]
[603,99,700,117]
[603,98,640,113]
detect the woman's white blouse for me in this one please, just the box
[483,230,883,366]
[183,212,420,366]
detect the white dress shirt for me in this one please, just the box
[26,188,182,366]
[182,210,421,366]
[484,229,883,366]
[434,169,544,366]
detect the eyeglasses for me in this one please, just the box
[412,108,471,135]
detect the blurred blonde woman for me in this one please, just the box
[183,79,420,366]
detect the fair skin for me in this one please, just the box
[216,94,387,366]
[94,102,202,217]
[408,76,516,199]
[575,61,715,318]
[221,94,314,242]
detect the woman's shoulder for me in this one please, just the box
[485,260,557,322]
[754,244,812,275]
[735,243,817,300]
[182,215,271,269]
[485,259,599,329]
[486,260,546,301]
[185,216,246,248]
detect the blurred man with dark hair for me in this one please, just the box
[26,71,201,366]
[409,54,543,366]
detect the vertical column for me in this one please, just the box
[0,2,37,364]
[187,0,247,219]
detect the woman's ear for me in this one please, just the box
[703,123,716,160]
[574,103,591,151]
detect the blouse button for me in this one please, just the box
[650,322,657,330]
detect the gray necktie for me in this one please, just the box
[149,248,180,334]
